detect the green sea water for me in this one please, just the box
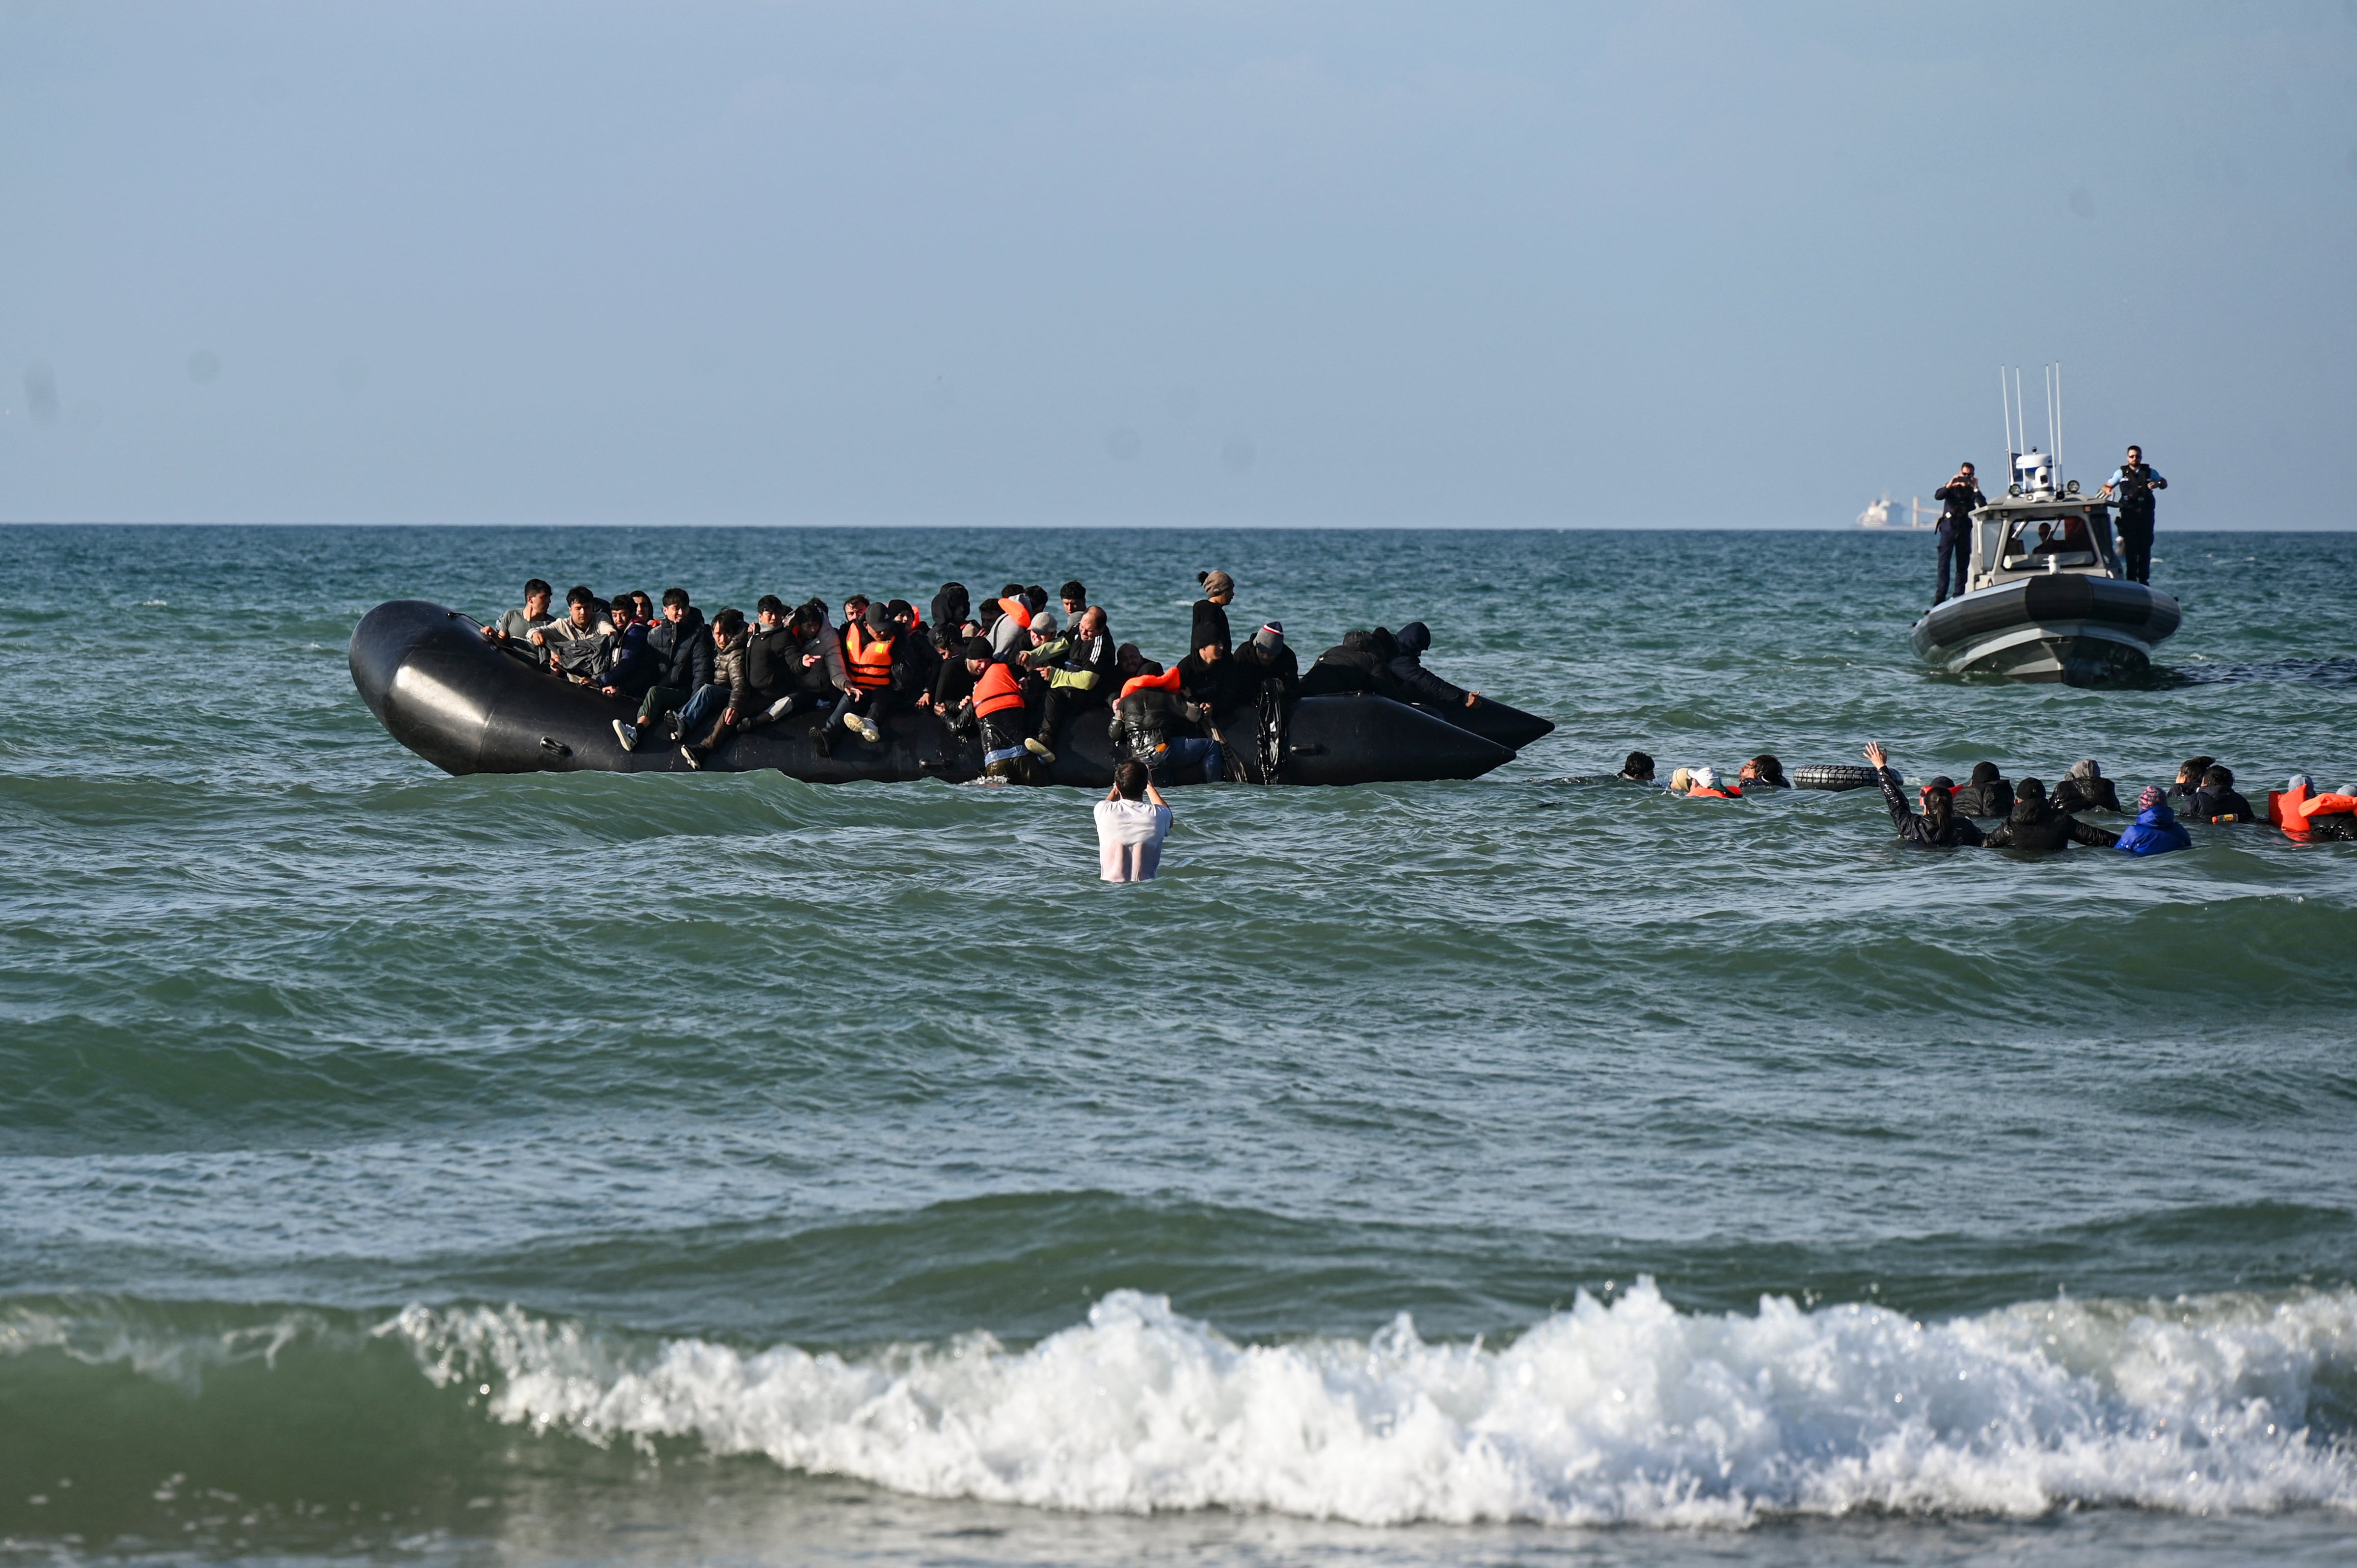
[3,523,2355,1568]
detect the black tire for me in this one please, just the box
[1792,763,1879,793]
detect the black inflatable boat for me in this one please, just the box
[350,600,1552,786]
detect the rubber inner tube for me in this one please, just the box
[1792,763,1879,793]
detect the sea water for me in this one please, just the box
[2,524,2354,1568]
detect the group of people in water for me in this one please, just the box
[478,569,1487,784]
[1609,745,2352,855]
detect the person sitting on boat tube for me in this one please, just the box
[1931,463,1983,604]
[481,578,556,655]
[1864,742,1984,847]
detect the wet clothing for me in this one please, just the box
[2191,785,2256,823]
[1383,622,1469,707]
[1300,628,1394,696]
[1231,637,1300,700]
[1951,778,2014,818]
[2051,774,2123,814]
[2115,800,2193,856]
[1095,798,1174,882]
[1984,800,2119,852]
[1111,685,1220,782]
[1876,768,1985,847]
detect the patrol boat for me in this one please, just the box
[1911,368,2180,683]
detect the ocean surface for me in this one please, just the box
[3,523,2356,1568]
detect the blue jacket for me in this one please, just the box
[2115,802,2192,856]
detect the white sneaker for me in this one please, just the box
[1024,738,1056,763]
[849,714,881,743]
[612,720,639,752]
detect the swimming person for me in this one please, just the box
[1951,762,2014,818]
[2191,764,2256,824]
[1618,751,1655,783]
[1095,759,1173,882]
[1864,742,1984,847]
[1983,777,2121,852]
[2051,759,2123,814]
[2115,785,2193,856]
[1738,754,1788,788]
[1684,766,1740,799]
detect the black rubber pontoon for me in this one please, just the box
[351,600,1523,786]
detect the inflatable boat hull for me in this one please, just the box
[1911,575,2181,684]
[351,600,1516,786]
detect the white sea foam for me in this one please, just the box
[384,1282,2357,1527]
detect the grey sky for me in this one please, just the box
[4,1,2353,527]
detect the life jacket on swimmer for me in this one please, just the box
[973,660,1027,717]
[2300,791,2357,823]
[1687,784,1742,799]
[842,623,897,692]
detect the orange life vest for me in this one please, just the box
[974,660,1026,717]
[843,623,896,691]
[1117,666,1183,701]
[2269,784,2308,828]
[1687,784,1741,799]
[2300,791,2357,820]
[997,596,1032,630]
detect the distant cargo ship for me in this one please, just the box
[1857,494,1937,530]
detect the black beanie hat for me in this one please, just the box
[962,637,993,661]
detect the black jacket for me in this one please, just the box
[933,656,978,713]
[744,623,799,703]
[1951,778,2014,818]
[1934,478,1985,524]
[1190,598,1231,655]
[1177,650,1249,714]
[1110,686,1197,758]
[2051,775,2123,814]
[2190,785,2256,823]
[1382,622,1469,707]
[1300,627,1395,696]
[893,629,941,710]
[1877,769,1986,847]
[645,609,713,692]
[929,586,972,651]
[1231,638,1300,699]
[1984,801,2119,852]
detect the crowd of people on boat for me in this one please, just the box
[476,569,1485,783]
[1606,745,2351,856]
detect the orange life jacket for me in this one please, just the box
[2269,784,2308,828]
[1687,784,1741,799]
[974,660,1026,717]
[1117,666,1183,701]
[843,623,896,691]
[2300,791,2357,820]
[997,596,1032,630]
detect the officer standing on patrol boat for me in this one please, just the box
[1931,460,1985,605]
[2098,444,2167,585]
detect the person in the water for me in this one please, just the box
[1683,765,1740,799]
[1738,754,1788,789]
[1864,743,1983,847]
[2168,756,2216,804]
[2190,764,2255,823]
[2115,785,2192,856]
[1618,751,1655,783]
[1095,759,1174,882]
[2051,759,2122,814]
[1983,777,2120,852]
[1951,762,2013,818]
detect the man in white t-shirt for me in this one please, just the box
[1094,759,1174,883]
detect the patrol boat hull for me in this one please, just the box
[351,600,1518,787]
[1912,573,2181,684]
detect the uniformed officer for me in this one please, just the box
[1930,461,1985,604]
[2098,444,2167,585]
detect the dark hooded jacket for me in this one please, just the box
[1190,599,1231,656]
[1177,649,1249,715]
[1951,767,2014,818]
[1382,622,1470,707]
[2191,784,2256,823]
[1983,784,2120,852]
[1876,769,1985,847]
[603,620,654,696]
[1300,627,1397,696]
[929,585,973,652]
[2051,766,2123,814]
[1110,685,1201,761]
[743,621,799,704]
[644,608,713,692]
[1231,634,1300,700]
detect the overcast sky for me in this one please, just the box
[4,1,2353,527]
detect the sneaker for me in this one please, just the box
[680,744,704,770]
[612,719,639,752]
[1024,737,1056,763]
[848,714,881,743]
